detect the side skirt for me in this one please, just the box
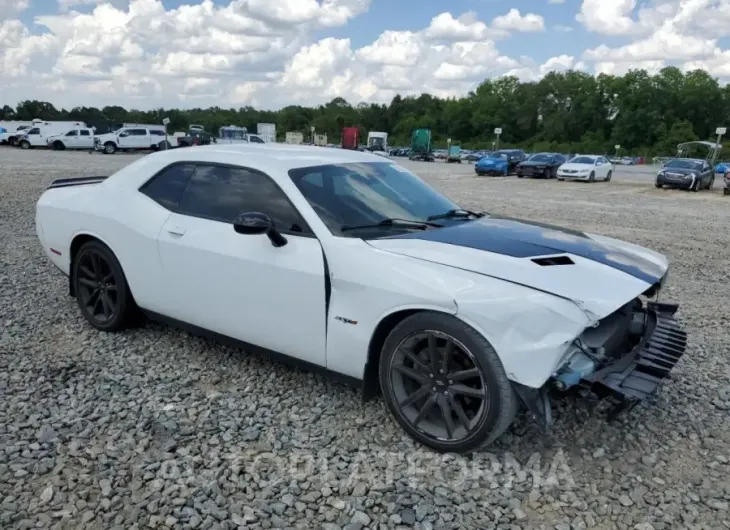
[141,310,362,391]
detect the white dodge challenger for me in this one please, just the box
[35,144,687,454]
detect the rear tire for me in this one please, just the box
[72,240,138,332]
[557,178,564,181]
[379,311,517,454]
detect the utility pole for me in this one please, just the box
[713,127,726,167]
[494,128,502,151]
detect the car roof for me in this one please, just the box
[157,142,383,169]
[105,142,392,190]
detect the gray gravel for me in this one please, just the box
[1,147,729,530]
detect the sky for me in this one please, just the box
[1,0,729,111]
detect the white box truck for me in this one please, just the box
[257,123,276,143]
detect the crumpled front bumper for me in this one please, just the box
[514,301,688,429]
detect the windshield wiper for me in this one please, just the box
[427,208,484,222]
[341,218,443,232]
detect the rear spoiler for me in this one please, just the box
[47,176,108,190]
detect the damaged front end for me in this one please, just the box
[514,298,688,431]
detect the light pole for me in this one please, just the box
[712,127,726,167]
[494,127,502,151]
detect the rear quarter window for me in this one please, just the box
[139,163,196,210]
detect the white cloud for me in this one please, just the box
[1,0,728,111]
[0,0,29,18]
[492,8,545,33]
[578,0,730,80]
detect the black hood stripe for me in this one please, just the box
[386,217,665,285]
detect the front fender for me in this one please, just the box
[454,278,591,388]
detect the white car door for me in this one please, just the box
[64,129,80,148]
[154,163,327,366]
[78,129,93,148]
[116,128,134,148]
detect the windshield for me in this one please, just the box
[368,136,385,149]
[569,156,596,164]
[528,153,552,162]
[289,162,460,237]
[665,159,703,170]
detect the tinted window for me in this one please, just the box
[140,163,196,210]
[65,130,78,136]
[528,154,552,162]
[249,135,265,143]
[80,130,90,136]
[178,164,310,234]
[128,129,147,136]
[150,130,164,136]
[28,128,40,134]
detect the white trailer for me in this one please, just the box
[285,132,304,145]
[257,123,276,143]
[314,133,328,146]
[367,131,389,155]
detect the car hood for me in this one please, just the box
[558,163,594,171]
[367,216,668,320]
[661,167,697,176]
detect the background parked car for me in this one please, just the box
[557,155,613,182]
[655,158,714,191]
[489,149,527,174]
[516,152,566,178]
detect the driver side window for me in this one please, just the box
[177,164,312,236]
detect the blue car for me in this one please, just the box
[715,162,729,175]
[475,153,510,176]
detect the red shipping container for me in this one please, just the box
[341,127,359,150]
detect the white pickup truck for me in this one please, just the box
[45,128,96,150]
[94,127,169,154]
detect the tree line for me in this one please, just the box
[2,67,729,157]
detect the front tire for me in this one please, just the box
[72,240,137,332]
[103,142,116,155]
[605,170,612,182]
[19,140,30,149]
[379,312,517,454]
[588,171,595,182]
[53,141,65,151]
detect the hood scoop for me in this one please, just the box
[532,255,574,266]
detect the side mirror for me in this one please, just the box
[233,212,287,247]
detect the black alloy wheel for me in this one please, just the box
[380,312,517,453]
[72,241,137,331]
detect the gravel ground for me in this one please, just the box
[1,148,729,530]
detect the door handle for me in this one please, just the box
[167,226,186,236]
